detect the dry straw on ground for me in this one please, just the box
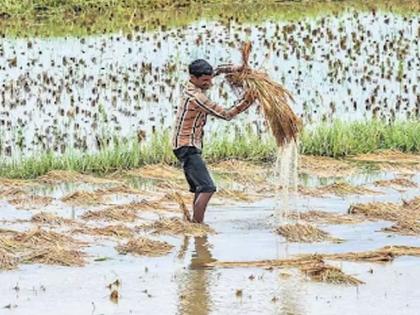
[82,207,138,222]
[374,178,417,189]
[0,235,20,252]
[299,155,357,178]
[350,150,420,164]
[350,150,420,174]
[116,238,173,256]
[276,223,342,243]
[155,181,186,191]
[299,182,380,197]
[13,228,82,248]
[211,160,268,185]
[61,191,106,205]
[8,195,53,209]
[0,248,18,270]
[20,247,86,267]
[139,217,215,236]
[0,178,34,188]
[348,196,420,227]
[203,246,420,269]
[324,246,420,262]
[217,188,256,201]
[0,228,19,236]
[226,42,301,147]
[73,224,134,238]
[80,199,166,222]
[31,212,73,225]
[381,220,420,236]
[0,187,27,199]
[125,164,182,180]
[404,196,420,211]
[62,185,151,206]
[348,197,420,235]
[211,159,263,175]
[301,262,364,285]
[348,201,405,221]
[37,170,119,185]
[96,184,147,196]
[212,161,269,190]
[288,210,363,225]
[1,228,87,267]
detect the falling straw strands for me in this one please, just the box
[226,42,302,147]
[226,42,302,223]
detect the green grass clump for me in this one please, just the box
[0,0,417,37]
[300,120,420,157]
[0,119,419,179]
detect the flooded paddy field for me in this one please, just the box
[1,0,420,314]
[0,1,419,158]
[1,152,420,314]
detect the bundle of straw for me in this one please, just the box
[226,42,302,147]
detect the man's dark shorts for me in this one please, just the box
[173,146,217,193]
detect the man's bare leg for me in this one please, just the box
[193,192,199,210]
[192,192,214,223]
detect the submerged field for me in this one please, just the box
[0,0,419,165]
[1,151,420,314]
[0,0,419,314]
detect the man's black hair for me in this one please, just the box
[188,59,213,77]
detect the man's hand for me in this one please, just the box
[243,89,258,104]
[213,63,243,76]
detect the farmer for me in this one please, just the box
[172,59,257,223]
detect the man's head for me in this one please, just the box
[189,59,213,90]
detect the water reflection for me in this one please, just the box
[177,236,214,315]
[277,271,306,315]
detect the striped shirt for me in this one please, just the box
[172,80,253,150]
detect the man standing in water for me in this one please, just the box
[172,59,257,223]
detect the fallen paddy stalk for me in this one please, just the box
[81,207,138,222]
[202,246,420,269]
[381,220,420,236]
[276,223,342,243]
[138,217,215,236]
[1,228,88,268]
[301,261,364,285]
[20,247,86,267]
[288,210,363,225]
[0,248,18,270]
[348,196,420,225]
[73,224,134,238]
[31,212,73,225]
[299,182,380,197]
[116,238,173,257]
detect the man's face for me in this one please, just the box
[191,75,213,90]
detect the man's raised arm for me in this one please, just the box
[186,89,257,121]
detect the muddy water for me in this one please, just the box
[1,169,419,315]
[0,10,418,157]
